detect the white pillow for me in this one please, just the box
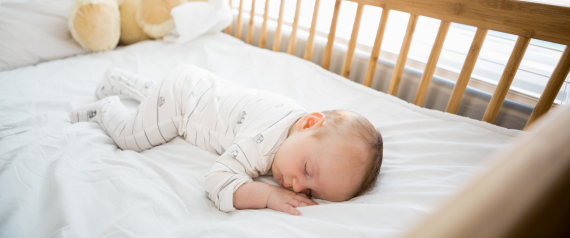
[164,0,232,43]
[0,0,87,71]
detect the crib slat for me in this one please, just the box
[482,36,531,124]
[387,14,418,96]
[287,0,303,54]
[525,46,570,129]
[363,8,390,87]
[445,28,488,114]
[303,0,321,60]
[225,0,233,34]
[322,0,342,70]
[236,0,244,39]
[246,0,256,44]
[259,0,269,48]
[272,0,286,52]
[341,3,365,78]
[342,0,570,47]
[413,20,451,106]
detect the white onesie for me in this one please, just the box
[70,65,308,212]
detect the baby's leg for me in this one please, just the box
[70,96,181,152]
[70,66,199,152]
[96,68,155,102]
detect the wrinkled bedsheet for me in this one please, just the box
[0,32,519,237]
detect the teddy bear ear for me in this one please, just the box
[135,0,187,39]
[68,0,121,52]
[119,0,150,45]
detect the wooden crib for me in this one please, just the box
[225,0,570,237]
[227,0,570,129]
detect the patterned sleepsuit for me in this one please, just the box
[70,65,308,212]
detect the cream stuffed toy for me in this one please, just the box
[136,0,187,39]
[68,0,195,52]
[68,0,121,52]
[119,0,150,45]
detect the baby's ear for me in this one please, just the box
[298,112,326,130]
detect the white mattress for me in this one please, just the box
[0,32,520,237]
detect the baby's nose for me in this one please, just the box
[291,178,300,192]
[292,178,307,193]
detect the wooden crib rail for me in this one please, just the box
[445,28,487,114]
[228,0,570,128]
[303,0,321,60]
[258,0,270,48]
[340,3,364,78]
[482,36,531,123]
[346,0,570,46]
[322,0,342,70]
[526,47,570,129]
[246,0,256,44]
[386,14,417,95]
[363,7,389,87]
[272,0,286,51]
[286,0,303,54]
[412,20,450,107]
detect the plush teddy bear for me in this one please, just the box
[120,0,150,45]
[68,0,196,52]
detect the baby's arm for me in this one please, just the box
[205,136,317,215]
[233,181,317,215]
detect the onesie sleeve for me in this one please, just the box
[204,135,269,212]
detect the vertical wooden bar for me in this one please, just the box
[413,21,451,106]
[225,0,233,34]
[303,0,321,60]
[259,0,269,48]
[525,46,570,129]
[341,3,365,78]
[363,8,390,87]
[322,0,342,70]
[287,0,303,54]
[445,28,488,114]
[482,36,531,124]
[387,14,418,96]
[272,0,286,52]
[236,0,244,39]
[246,0,256,44]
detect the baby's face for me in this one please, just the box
[272,113,368,202]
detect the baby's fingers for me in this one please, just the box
[294,195,318,206]
[281,204,301,216]
[297,193,309,198]
[289,200,311,208]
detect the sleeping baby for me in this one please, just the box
[69,65,383,215]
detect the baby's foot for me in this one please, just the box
[69,99,107,123]
[96,68,122,100]
[96,68,155,102]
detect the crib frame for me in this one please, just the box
[227,0,570,129]
[225,0,570,237]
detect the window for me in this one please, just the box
[232,0,568,106]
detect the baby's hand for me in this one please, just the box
[267,187,318,216]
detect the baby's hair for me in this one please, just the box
[312,110,383,198]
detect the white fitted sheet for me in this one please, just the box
[0,32,520,237]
